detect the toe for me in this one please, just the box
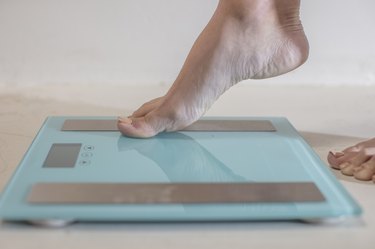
[131,97,163,118]
[340,163,360,176]
[339,162,350,170]
[331,152,366,168]
[132,104,157,118]
[118,115,162,138]
[354,157,375,181]
[353,165,363,173]
[327,151,341,169]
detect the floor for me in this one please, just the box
[0,84,374,249]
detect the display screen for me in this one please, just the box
[43,143,82,168]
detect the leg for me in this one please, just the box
[328,138,375,183]
[118,0,309,138]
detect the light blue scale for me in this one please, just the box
[0,116,361,225]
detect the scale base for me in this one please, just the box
[27,219,76,228]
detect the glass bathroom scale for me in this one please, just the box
[0,116,361,226]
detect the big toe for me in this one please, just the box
[117,116,161,138]
[327,151,341,169]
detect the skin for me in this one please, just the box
[328,138,375,183]
[118,0,375,183]
[117,0,309,137]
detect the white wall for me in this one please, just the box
[0,0,374,86]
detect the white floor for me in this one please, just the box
[0,84,374,249]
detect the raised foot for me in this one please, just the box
[118,0,309,138]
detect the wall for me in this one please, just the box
[0,0,374,86]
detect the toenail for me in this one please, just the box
[329,151,344,158]
[118,116,133,124]
[334,151,345,157]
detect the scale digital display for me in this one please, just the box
[43,143,82,168]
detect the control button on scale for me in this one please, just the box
[81,152,93,158]
[84,145,94,151]
[79,160,91,166]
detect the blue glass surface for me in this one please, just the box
[0,116,362,221]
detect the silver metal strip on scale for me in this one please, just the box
[27,182,325,204]
[61,119,276,132]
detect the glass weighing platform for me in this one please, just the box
[0,116,362,227]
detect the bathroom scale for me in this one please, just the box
[0,116,361,226]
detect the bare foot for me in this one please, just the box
[328,138,375,183]
[118,0,309,138]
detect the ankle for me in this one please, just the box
[218,0,301,28]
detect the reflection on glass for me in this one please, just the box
[117,132,246,182]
